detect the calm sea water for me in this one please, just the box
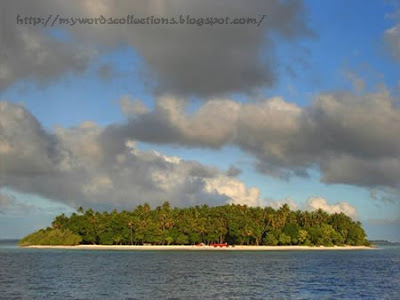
[0,241,399,299]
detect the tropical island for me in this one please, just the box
[19,202,371,249]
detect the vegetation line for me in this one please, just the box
[19,202,370,247]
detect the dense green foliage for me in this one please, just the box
[19,228,82,246]
[21,203,370,246]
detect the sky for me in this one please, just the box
[0,0,399,242]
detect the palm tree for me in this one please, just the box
[128,221,133,245]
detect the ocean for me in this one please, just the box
[0,240,399,299]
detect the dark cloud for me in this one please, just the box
[0,102,69,176]
[0,1,93,91]
[112,97,240,148]
[1,0,311,97]
[113,88,400,193]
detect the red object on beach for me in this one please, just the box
[210,243,228,248]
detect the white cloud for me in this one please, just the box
[306,197,357,219]
[204,176,262,207]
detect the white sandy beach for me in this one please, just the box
[23,245,375,251]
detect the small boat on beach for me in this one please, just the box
[210,243,228,248]
[195,242,229,247]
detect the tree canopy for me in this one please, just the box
[20,202,370,247]
[19,228,82,246]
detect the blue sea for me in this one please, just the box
[0,241,399,299]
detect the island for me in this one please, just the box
[19,202,372,250]
[369,240,400,246]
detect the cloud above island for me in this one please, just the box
[0,100,369,216]
[110,88,400,192]
[1,84,399,213]
[306,197,357,219]
[0,101,264,210]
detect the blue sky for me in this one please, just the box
[0,0,399,241]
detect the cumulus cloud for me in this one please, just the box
[112,88,400,193]
[306,197,357,219]
[204,176,262,207]
[0,101,264,210]
[0,102,70,175]
[263,197,358,219]
[115,96,241,147]
[1,0,311,96]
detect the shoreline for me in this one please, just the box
[22,245,375,251]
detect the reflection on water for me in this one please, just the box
[0,241,399,299]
